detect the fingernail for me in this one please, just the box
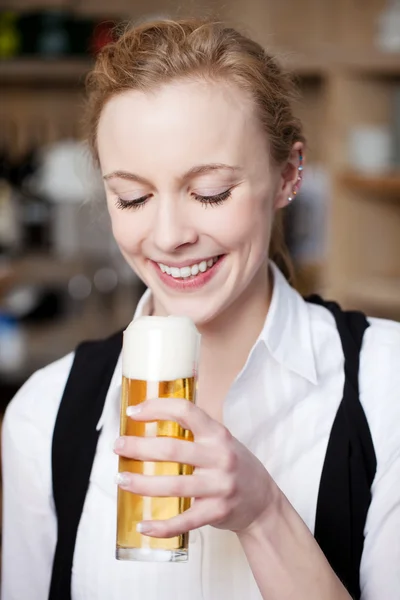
[126,405,142,417]
[115,472,131,487]
[114,437,125,451]
[137,522,152,535]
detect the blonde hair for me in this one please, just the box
[85,18,305,281]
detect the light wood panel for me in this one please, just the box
[335,0,387,50]
[345,276,400,319]
[0,88,84,158]
[0,58,91,84]
[341,171,400,196]
[224,0,338,51]
[294,78,328,163]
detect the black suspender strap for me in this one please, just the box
[48,331,123,600]
[307,295,377,600]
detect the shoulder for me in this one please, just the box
[359,316,400,464]
[303,298,343,362]
[363,314,400,352]
[360,315,400,403]
[3,352,75,455]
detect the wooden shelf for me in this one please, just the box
[1,55,326,84]
[1,50,400,87]
[280,49,400,78]
[338,51,400,76]
[345,277,400,315]
[279,52,329,78]
[0,58,93,85]
[340,171,400,197]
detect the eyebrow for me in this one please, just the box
[103,163,242,184]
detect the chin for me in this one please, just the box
[160,295,225,327]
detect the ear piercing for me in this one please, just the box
[288,152,303,202]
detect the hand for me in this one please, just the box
[113,397,276,539]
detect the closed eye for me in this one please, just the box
[193,188,232,206]
[115,195,151,210]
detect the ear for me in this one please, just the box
[273,141,304,210]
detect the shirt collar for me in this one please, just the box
[261,262,318,385]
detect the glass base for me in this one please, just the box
[116,547,188,563]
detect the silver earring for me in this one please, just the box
[288,151,303,203]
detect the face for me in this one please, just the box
[97,79,292,325]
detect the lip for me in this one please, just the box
[150,255,225,291]
[152,256,219,269]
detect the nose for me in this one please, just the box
[151,195,198,253]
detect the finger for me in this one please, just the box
[114,436,216,468]
[136,498,222,538]
[127,397,222,439]
[116,471,222,498]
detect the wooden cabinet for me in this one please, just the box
[323,66,400,319]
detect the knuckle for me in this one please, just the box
[220,447,238,473]
[129,474,144,493]
[155,523,169,538]
[123,437,139,459]
[214,499,230,522]
[178,399,193,421]
[130,437,143,458]
[161,438,178,462]
[168,478,183,497]
[217,426,233,445]
[221,475,236,499]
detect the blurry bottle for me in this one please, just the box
[0,313,26,378]
[9,145,51,252]
[0,167,22,255]
[90,20,115,55]
[37,10,71,57]
[377,0,400,52]
[0,11,21,58]
[18,9,71,58]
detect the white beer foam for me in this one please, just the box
[123,316,201,381]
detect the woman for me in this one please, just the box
[2,18,399,600]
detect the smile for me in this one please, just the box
[157,256,220,279]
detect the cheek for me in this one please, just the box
[108,207,144,256]
[209,192,271,249]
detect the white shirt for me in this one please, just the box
[2,263,400,600]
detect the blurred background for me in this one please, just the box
[0,0,400,524]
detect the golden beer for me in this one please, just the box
[116,316,200,562]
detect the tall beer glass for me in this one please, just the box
[116,315,201,563]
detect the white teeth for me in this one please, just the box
[180,267,192,278]
[157,256,220,279]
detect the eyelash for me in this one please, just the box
[115,189,232,211]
